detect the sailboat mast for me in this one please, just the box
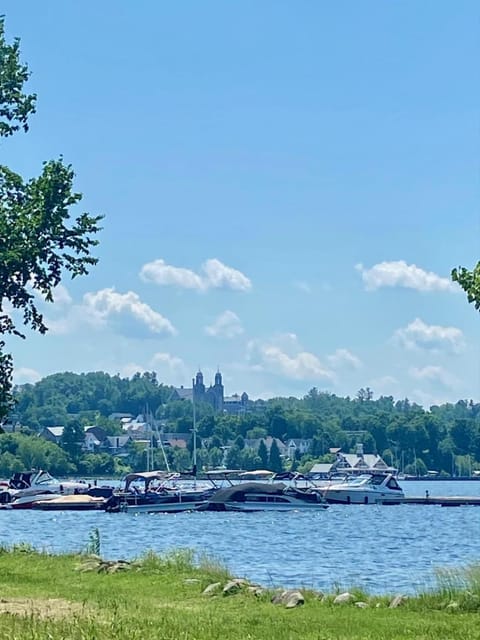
[192,397,197,481]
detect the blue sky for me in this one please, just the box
[4,1,479,405]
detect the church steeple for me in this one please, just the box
[215,369,222,386]
[193,369,205,402]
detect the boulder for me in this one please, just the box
[355,602,368,608]
[271,590,305,608]
[389,595,408,608]
[285,592,305,609]
[202,582,222,596]
[223,579,249,596]
[247,586,264,597]
[333,592,354,605]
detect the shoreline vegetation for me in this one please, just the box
[0,540,479,639]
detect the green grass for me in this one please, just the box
[0,546,480,640]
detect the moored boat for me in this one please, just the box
[321,472,404,505]
[103,471,216,514]
[206,481,329,512]
[31,494,106,511]
[0,470,92,509]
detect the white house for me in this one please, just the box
[286,439,312,460]
[310,445,391,477]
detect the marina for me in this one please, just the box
[2,469,480,511]
[0,480,479,595]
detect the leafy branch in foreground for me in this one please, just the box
[452,262,480,312]
[0,16,102,420]
[0,17,36,136]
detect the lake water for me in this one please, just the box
[1,480,479,595]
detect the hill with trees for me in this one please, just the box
[0,370,478,478]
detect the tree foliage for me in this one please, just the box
[0,18,36,137]
[452,262,480,312]
[0,17,102,420]
[268,439,283,473]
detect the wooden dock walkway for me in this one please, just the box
[404,496,480,506]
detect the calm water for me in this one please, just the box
[1,480,479,595]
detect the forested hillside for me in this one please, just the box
[3,371,479,477]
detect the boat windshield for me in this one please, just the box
[346,475,371,486]
[35,471,57,485]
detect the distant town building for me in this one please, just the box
[39,426,65,445]
[170,369,249,414]
[309,444,391,477]
[223,392,249,415]
[244,436,288,458]
[286,439,312,459]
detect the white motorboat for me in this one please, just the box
[206,481,329,512]
[321,473,404,505]
[0,470,89,509]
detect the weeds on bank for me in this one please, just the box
[1,541,480,639]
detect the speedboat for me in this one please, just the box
[0,470,90,509]
[103,471,216,514]
[321,473,404,505]
[206,481,329,512]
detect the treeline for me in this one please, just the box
[5,372,480,477]
[13,371,173,427]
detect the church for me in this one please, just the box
[171,369,249,414]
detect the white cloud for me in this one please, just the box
[118,363,146,378]
[409,365,458,389]
[369,376,399,396]
[356,261,457,292]
[51,284,72,306]
[262,347,335,381]
[205,310,244,339]
[247,334,335,383]
[202,259,251,291]
[114,353,187,385]
[139,260,204,290]
[410,389,453,409]
[13,367,42,385]
[140,258,251,292]
[393,318,465,354]
[327,348,362,369]
[83,288,177,337]
[293,281,312,294]
[151,352,187,386]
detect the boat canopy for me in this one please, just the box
[208,481,287,504]
[124,471,174,489]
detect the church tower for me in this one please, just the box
[213,369,224,412]
[193,369,205,402]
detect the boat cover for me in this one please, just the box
[208,482,287,503]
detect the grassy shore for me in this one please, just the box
[0,544,479,640]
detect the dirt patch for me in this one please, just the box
[0,597,91,619]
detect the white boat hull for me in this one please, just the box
[323,490,403,505]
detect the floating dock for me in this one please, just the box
[404,496,480,507]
